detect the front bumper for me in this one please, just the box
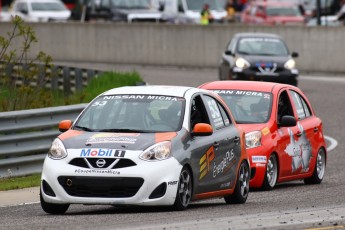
[232,67,298,84]
[247,146,270,188]
[41,155,182,206]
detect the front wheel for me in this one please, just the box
[40,191,69,214]
[172,167,192,211]
[262,154,278,190]
[224,161,250,204]
[304,148,326,184]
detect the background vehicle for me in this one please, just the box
[200,81,327,190]
[160,0,227,24]
[10,0,71,22]
[71,0,162,22]
[40,85,249,214]
[241,1,305,25]
[218,32,299,86]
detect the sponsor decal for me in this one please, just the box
[220,182,231,189]
[213,149,235,178]
[168,181,178,186]
[199,146,215,180]
[80,148,113,157]
[74,169,120,175]
[284,122,312,172]
[255,163,266,167]
[87,133,139,144]
[262,127,270,136]
[213,90,270,99]
[80,149,126,158]
[103,95,179,101]
[252,156,267,163]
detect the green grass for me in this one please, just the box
[0,173,41,191]
[0,71,144,111]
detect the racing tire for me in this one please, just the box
[224,161,250,204]
[304,148,326,185]
[172,167,192,211]
[40,192,69,214]
[262,154,278,191]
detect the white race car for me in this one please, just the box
[40,85,250,214]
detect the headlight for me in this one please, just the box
[284,59,296,69]
[235,58,250,69]
[140,141,171,161]
[48,138,68,159]
[245,131,262,149]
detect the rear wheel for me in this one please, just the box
[262,154,278,190]
[40,191,69,214]
[224,161,250,204]
[304,148,326,184]
[172,167,192,211]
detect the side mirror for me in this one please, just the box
[192,123,213,136]
[59,120,73,132]
[279,115,296,127]
[225,50,233,56]
[291,52,299,58]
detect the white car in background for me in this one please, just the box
[10,0,71,22]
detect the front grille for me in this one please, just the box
[69,158,136,169]
[58,176,144,198]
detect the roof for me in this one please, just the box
[199,81,286,93]
[102,85,195,97]
[233,32,282,39]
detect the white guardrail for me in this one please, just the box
[0,104,87,178]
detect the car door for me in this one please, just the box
[13,2,30,21]
[288,89,319,175]
[190,94,241,195]
[275,89,301,179]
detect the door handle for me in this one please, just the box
[213,142,220,148]
[314,127,319,133]
[234,136,240,143]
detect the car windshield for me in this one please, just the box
[213,90,272,124]
[109,0,151,9]
[31,2,67,11]
[266,6,302,16]
[185,0,224,11]
[237,37,289,56]
[74,94,185,132]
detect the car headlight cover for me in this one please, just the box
[235,57,250,69]
[284,59,296,69]
[245,131,262,149]
[48,138,67,159]
[140,141,171,161]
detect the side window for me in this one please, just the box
[190,95,210,130]
[203,95,231,130]
[289,90,312,120]
[16,2,28,13]
[277,90,294,122]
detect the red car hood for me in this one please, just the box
[269,16,305,24]
[237,123,270,133]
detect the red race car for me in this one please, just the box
[200,81,326,190]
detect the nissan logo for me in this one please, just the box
[96,159,106,168]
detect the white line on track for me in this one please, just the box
[324,135,338,152]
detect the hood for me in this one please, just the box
[240,54,291,67]
[237,123,269,134]
[59,130,177,151]
[268,16,305,25]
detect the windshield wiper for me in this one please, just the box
[74,125,94,132]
